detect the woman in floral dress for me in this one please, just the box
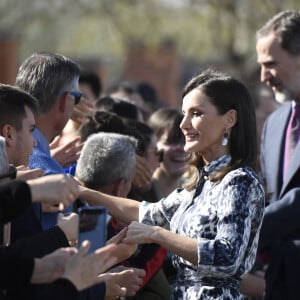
[80,69,265,299]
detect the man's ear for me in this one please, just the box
[112,179,124,197]
[1,124,17,146]
[57,94,68,114]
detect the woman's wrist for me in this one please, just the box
[151,226,163,243]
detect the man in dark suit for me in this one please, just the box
[256,10,300,300]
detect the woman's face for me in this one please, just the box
[180,88,229,164]
[157,131,190,178]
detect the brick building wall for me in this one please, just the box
[0,32,18,85]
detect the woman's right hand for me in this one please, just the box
[107,228,138,263]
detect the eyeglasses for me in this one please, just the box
[65,91,82,105]
[0,164,17,181]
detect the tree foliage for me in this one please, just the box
[0,0,298,81]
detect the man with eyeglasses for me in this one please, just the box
[14,54,111,300]
[64,90,82,106]
[15,52,82,231]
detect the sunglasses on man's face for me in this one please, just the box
[65,91,82,105]
[0,165,17,180]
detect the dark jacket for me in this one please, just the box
[0,181,80,300]
[259,102,300,300]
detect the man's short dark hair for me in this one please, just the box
[79,70,102,99]
[0,84,38,130]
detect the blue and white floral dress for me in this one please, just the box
[139,155,265,299]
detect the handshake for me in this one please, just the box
[16,173,146,298]
[33,228,145,298]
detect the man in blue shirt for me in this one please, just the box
[16,52,82,230]
[30,128,75,229]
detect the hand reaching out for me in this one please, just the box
[100,266,146,299]
[62,241,118,291]
[70,96,94,125]
[57,212,79,243]
[31,247,77,284]
[133,155,152,191]
[123,221,158,244]
[107,227,138,263]
[16,166,45,180]
[27,174,79,209]
[50,135,83,168]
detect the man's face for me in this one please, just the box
[66,80,80,111]
[256,33,300,103]
[116,168,135,198]
[61,79,80,129]
[14,106,36,166]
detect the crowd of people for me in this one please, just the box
[0,9,300,300]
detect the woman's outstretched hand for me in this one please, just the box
[123,221,159,244]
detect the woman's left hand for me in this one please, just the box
[123,221,159,244]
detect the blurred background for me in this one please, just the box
[0,0,298,107]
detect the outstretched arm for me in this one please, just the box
[79,186,140,224]
[124,222,198,266]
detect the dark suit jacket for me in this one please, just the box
[0,180,70,259]
[0,181,35,292]
[259,102,300,300]
[2,181,105,300]
[0,181,81,300]
[0,181,32,224]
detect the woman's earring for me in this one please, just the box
[222,130,228,146]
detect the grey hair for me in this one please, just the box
[0,136,9,176]
[76,132,137,190]
[15,52,80,114]
[256,10,300,56]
